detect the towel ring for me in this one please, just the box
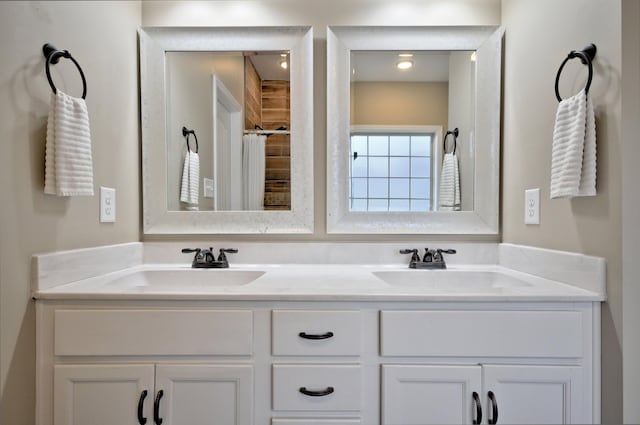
[182,127,198,153]
[555,44,597,102]
[42,44,87,99]
[443,128,459,155]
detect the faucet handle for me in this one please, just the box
[181,248,201,254]
[217,248,238,261]
[400,249,420,262]
[437,249,457,255]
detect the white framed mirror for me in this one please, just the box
[140,27,314,234]
[327,26,503,234]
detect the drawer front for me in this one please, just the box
[380,310,583,358]
[273,365,361,411]
[272,419,361,425]
[272,310,361,356]
[54,309,253,356]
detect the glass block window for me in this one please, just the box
[350,133,434,212]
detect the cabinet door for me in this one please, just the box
[155,364,253,425]
[381,365,482,425]
[54,364,154,425]
[482,365,585,424]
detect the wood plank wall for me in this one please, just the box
[244,57,262,130]
[262,80,291,210]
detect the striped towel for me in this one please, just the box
[438,152,461,211]
[180,150,200,210]
[44,91,94,196]
[550,89,596,198]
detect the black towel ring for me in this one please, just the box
[555,44,597,102]
[443,128,459,155]
[182,127,198,153]
[42,44,87,99]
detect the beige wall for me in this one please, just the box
[621,0,640,422]
[165,52,244,211]
[0,1,141,423]
[350,81,449,128]
[448,51,475,211]
[501,1,622,423]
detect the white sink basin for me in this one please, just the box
[372,270,532,290]
[103,269,265,289]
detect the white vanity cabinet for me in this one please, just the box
[36,302,599,425]
[37,307,255,425]
[381,364,584,425]
[54,363,253,425]
[379,309,593,425]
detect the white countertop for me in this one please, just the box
[34,262,604,302]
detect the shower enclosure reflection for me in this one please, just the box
[166,51,291,212]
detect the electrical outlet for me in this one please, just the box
[525,188,540,225]
[100,187,116,223]
[203,178,214,198]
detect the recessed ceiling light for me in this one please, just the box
[396,59,414,70]
[396,53,414,70]
[279,53,288,70]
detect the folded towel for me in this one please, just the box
[180,150,200,210]
[550,89,597,198]
[242,134,266,211]
[44,91,94,196]
[438,152,461,211]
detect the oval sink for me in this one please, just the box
[104,269,265,289]
[372,270,532,290]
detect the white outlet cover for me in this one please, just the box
[525,188,540,225]
[203,178,214,199]
[100,187,116,223]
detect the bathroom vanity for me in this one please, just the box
[33,243,605,425]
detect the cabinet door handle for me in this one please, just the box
[137,390,148,425]
[472,391,482,425]
[299,386,335,397]
[488,390,499,424]
[153,390,164,425]
[298,331,334,340]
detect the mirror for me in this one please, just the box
[140,27,314,234]
[327,26,503,234]
[350,50,476,212]
[165,51,291,212]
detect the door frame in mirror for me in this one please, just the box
[327,26,503,234]
[140,27,314,234]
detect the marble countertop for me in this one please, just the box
[34,262,604,302]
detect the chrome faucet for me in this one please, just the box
[182,247,238,268]
[400,248,457,269]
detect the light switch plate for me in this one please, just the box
[525,188,540,225]
[100,187,116,223]
[203,178,214,198]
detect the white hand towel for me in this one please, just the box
[438,152,461,211]
[550,89,597,198]
[180,150,200,210]
[242,134,266,211]
[44,91,94,196]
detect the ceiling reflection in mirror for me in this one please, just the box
[166,51,291,212]
[349,50,476,213]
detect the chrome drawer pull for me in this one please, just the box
[298,331,334,340]
[299,386,335,397]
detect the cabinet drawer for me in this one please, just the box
[273,365,361,411]
[380,310,583,358]
[272,310,361,356]
[54,309,253,356]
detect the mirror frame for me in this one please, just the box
[140,27,314,234]
[327,26,503,234]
